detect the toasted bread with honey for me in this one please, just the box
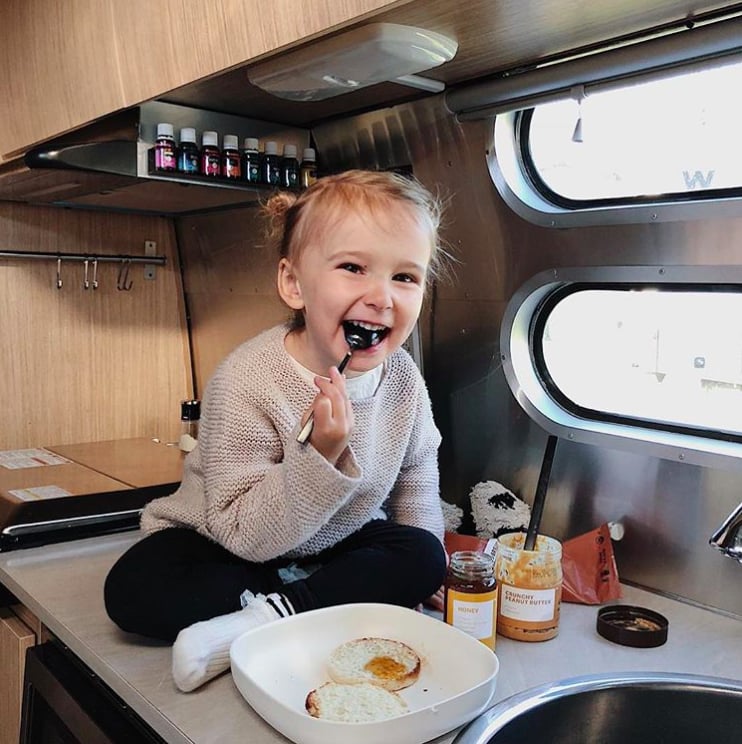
[327,637,421,692]
[305,681,408,722]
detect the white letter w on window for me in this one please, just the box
[682,170,715,189]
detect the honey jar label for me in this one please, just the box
[446,588,498,649]
[500,584,558,622]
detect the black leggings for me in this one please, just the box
[104,520,446,642]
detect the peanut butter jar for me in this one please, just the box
[495,532,562,642]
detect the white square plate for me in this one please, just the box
[230,603,499,744]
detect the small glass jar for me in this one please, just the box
[179,399,201,452]
[495,532,562,642]
[444,550,497,650]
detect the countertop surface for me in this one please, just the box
[1,531,741,744]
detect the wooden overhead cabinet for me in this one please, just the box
[0,0,125,158]
[0,0,408,158]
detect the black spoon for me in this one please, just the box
[296,331,370,444]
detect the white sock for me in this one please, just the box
[171,592,292,692]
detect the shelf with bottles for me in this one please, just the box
[148,124,317,193]
[137,101,315,193]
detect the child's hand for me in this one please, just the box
[305,366,354,464]
[423,584,445,612]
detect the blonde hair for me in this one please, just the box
[263,170,449,327]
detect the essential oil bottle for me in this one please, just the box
[280,144,300,188]
[176,127,200,175]
[300,147,318,188]
[154,123,176,172]
[221,134,241,180]
[242,138,261,184]
[261,141,281,186]
[200,131,221,177]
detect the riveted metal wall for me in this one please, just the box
[313,94,742,616]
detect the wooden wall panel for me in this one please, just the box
[176,207,289,394]
[0,204,191,449]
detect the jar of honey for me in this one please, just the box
[444,550,497,650]
[495,532,562,642]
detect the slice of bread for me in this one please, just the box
[327,637,421,691]
[305,681,408,722]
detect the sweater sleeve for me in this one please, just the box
[198,350,363,562]
[386,376,445,542]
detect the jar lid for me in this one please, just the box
[596,605,669,648]
[179,127,196,143]
[181,399,201,421]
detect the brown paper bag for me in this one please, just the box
[561,523,622,604]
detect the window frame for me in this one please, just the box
[502,265,742,471]
[489,110,742,228]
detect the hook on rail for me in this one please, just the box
[116,259,133,291]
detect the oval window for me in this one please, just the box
[537,286,742,438]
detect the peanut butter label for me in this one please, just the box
[500,584,557,622]
[446,588,497,649]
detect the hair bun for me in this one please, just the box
[262,191,298,244]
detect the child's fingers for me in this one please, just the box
[306,368,354,462]
[314,369,349,409]
[425,585,446,612]
[312,390,352,433]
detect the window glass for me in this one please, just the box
[526,60,742,202]
[540,288,742,436]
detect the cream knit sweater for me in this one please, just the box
[142,325,444,561]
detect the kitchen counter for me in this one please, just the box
[1,531,741,744]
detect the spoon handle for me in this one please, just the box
[336,350,353,374]
[296,351,353,444]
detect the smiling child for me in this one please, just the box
[104,170,450,692]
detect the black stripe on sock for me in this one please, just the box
[277,594,295,616]
[266,593,295,617]
[266,595,287,618]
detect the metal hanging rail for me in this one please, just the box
[0,249,166,265]
[0,248,166,290]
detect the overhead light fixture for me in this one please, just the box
[247,23,458,101]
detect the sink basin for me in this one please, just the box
[454,672,742,744]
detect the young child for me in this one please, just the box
[104,170,449,692]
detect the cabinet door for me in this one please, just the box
[112,0,405,108]
[0,0,124,158]
[0,609,36,744]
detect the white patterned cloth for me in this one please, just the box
[470,480,531,538]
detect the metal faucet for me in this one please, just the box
[710,501,742,562]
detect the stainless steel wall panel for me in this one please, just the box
[313,94,742,616]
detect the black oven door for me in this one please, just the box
[20,641,166,744]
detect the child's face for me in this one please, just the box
[279,207,431,376]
